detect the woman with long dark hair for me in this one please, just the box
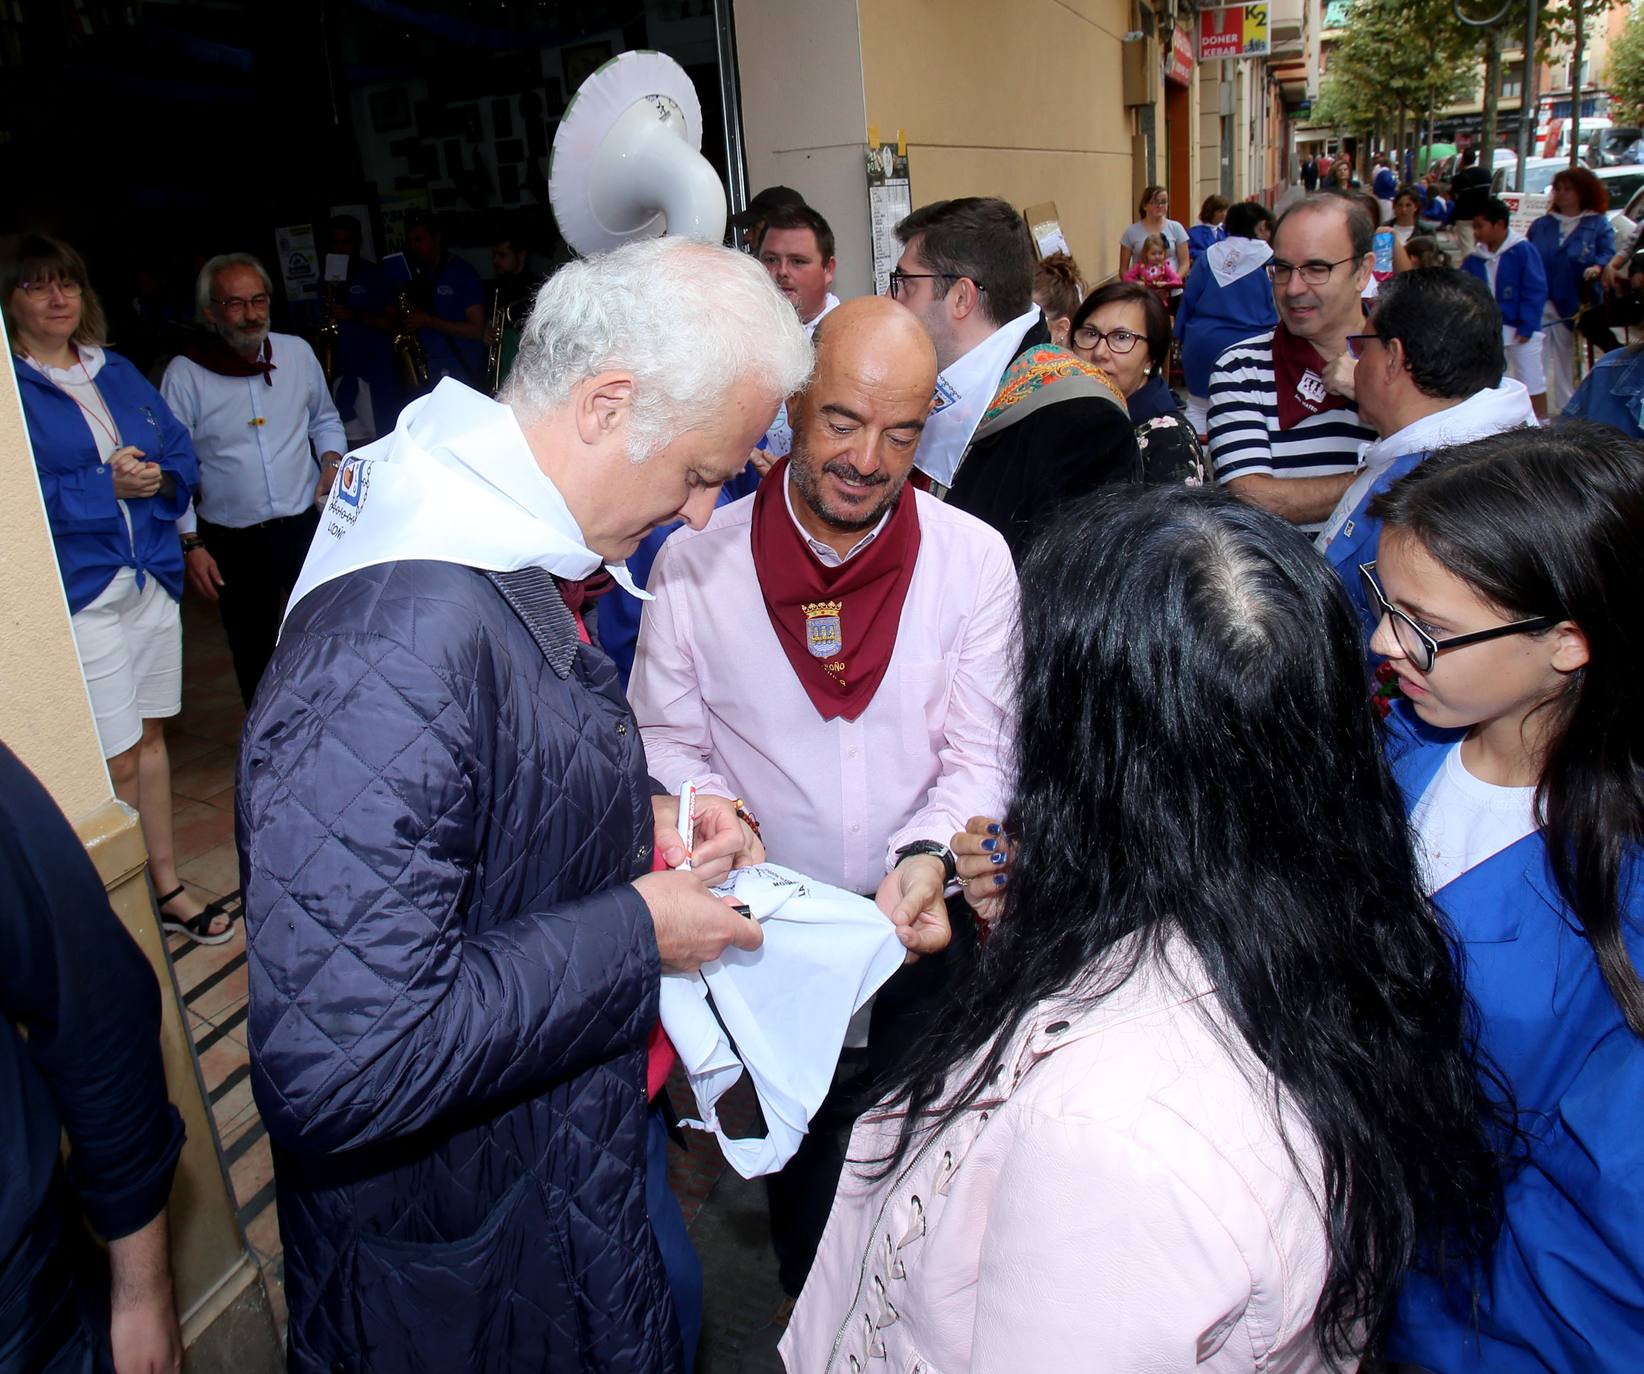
[1364,423,1644,1371]
[781,486,1504,1372]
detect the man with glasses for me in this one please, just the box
[889,196,1139,561]
[162,253,346,705]
[1207,194,1377,535]
[1315,269,1536,649]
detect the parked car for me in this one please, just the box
[1589,125,1643,167]
[1491,156,1573,196]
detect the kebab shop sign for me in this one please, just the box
[1199,4,1269,60]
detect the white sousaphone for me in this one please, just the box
[549,49,728,256]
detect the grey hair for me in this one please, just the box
[502,237,813,460]
[196,253,273,317]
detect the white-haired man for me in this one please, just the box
[161,253,347,705]
[236,238,811,1374]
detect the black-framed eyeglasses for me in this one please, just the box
[18,278,84,299]
[212,293,271,313]
[1071,324,1143,354]
[1344,332,1382,359]
[886,270,983,300]
[1358,561,1561,673]
[1267,256,1359,285]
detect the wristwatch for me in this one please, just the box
[894,840,957,886]
[181,534,204,553]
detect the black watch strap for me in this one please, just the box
[894,840,957,886]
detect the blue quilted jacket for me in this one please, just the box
[237,559,679,1374]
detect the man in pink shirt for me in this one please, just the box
[629,295,1017,1297]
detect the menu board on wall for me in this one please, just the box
[867,142,912,298]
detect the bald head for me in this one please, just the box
[786,295,939,549]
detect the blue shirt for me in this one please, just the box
[1385,709,1644,1373]
[600,463,761,687]
[15,349,198,613]
[1185,222,1225,266]
[1563,345,1644,436]
[161,331,347,529]
[420,255,486,384]
[1373,167,1398,198]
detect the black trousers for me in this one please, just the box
[764,895,978,1296]
[198,508,321,707]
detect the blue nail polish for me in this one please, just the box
[991,852,1006,865]
[981,838,997,851]
[992,874,1006,886]
[986,823,1001,835]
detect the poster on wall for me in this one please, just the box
[867,142,912,298]
[1023,202,1072,260]
[273,224,320,302]
[1199,4,1269,59]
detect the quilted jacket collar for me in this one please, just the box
[486,567,580,678]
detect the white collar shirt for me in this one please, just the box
[162,331,348,529]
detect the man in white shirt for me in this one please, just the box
[754,201,842,463]
[162,253,347,704]
[890,196,1139,561]
[630,295,1017,1296]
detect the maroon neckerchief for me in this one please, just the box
[748,458,922,722]
[1271,324,1353,429]
[175,329,276,386]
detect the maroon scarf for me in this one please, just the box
[749,459,922,722]
[1271,324,1353,429]
[175,329,276,386]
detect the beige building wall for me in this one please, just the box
[854,0,1138,284]
[1198,63,1226,207]
[734,0,875,299]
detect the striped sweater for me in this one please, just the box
[1207,328,1373,534]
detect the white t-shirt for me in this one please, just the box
[1121,219,1189,257]
[1410,742,1539,894]
[26,345,133,543]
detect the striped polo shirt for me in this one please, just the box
[1207,328,1374,534]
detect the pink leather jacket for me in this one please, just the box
[780,938,1344,1373]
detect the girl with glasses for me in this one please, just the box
[1118,185,1190,280]
[1367,423,1644,1372]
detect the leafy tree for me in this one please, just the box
[1604,7,1644,124]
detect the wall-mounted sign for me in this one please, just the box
[1199,4,1269,60]
[1166,25,1195,86]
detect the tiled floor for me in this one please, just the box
[163,596,785,1368]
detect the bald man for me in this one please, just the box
[630,296,1019,1296]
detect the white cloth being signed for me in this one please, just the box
[658,862,906,1177]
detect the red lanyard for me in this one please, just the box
[43,353,123,454]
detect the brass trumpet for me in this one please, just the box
[485,286,507,395]
[393,287,430,393]
[317,282,342,383]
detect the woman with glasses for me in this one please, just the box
[1364,423,1644,1372]
[782,485,1505,1374]
[5,236,228,944]
[1118,185,1190,280]
[1069,282,1205,484]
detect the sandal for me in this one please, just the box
[158,885,242,946]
